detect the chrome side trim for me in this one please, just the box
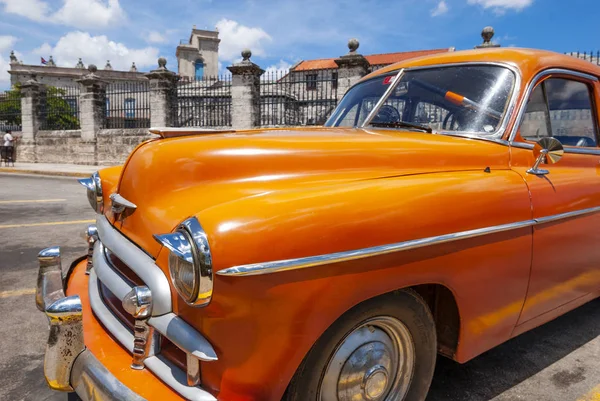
[217,220,536,276]
[535,206,600,224]
[149,314,218,361]
[71,350,147,401]
[144,356,217,401]
[508,68,599,143]
[96,215,172,316]
[218,205,600,277]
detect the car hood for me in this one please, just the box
[112,127,510,258]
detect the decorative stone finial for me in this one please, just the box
[104,60,113,70]
[88,64,98,74]
[475,26,500,49]
[130,62,137,72]
[158,57,167,69]
[47,55,56,67]
[75,58,85,69]
[241,49,252,61]
[348,38,360,53]
[9,50,17,64]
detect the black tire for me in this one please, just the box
[285,289,437,401]
[67,392,82,401]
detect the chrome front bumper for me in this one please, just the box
[36,246,145,400]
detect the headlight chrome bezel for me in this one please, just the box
[78,172,103,214]
[154,217,213,307]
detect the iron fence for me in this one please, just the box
[173,75,232,127]
[260,68,338,127]
[105,81,151,129]
[0,89,22,131]
[566,51,600,65]
[39,86,80,130]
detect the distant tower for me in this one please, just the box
[176,27,220,79]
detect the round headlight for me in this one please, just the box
[78,172,103,214]
[155,217,213,306]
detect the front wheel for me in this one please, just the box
[286,290,437,401]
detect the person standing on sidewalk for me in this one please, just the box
[2,130,16,166]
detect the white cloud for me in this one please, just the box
[52,0,125,29]
[146,31,168,44]
[0,37,18,85]
[0,36,18,53]
[32,31,159,71]
[467,0,533,12]
[431,0,449,16]
[264,59,291,77]
[0,0,50,22]
[216,19,272,62]
[0,0,125,29]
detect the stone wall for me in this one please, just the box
[97,129,156,165]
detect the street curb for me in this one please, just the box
[0,168,91,178]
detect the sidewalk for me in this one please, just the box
[0,162,103,177]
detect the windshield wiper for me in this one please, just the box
[368,121,433,133]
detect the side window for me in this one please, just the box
[545,79,597,147]
[519,84,551,141]
[519,77,598,147]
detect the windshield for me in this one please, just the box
[325,64,516,136]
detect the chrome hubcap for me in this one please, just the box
[319,316,415,401]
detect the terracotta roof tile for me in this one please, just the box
[292,48,451,71]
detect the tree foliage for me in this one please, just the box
[0,83,22,127]
[45,86,80,130]
[0,84,80,130]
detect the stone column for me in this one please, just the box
[19,78,44,162]
[76,65,108,142]
[227,49,264,130]
[145,57,177,127]
[334,39,370,102]
[20,78,44,141]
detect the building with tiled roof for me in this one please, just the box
[291,48,455,72]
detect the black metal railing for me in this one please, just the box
[105,81,151,129]
[0,89,22,131]
[566,51,600,65]
[260,68,338,127]
[39,86,80,131]
[173,75,232,127]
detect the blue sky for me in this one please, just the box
[0,0,598,88]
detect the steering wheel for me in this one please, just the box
[372,105,401,124]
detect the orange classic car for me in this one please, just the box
[36,48,600,401]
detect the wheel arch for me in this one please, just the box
[282,282,462,400]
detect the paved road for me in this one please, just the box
[1,173,599,401]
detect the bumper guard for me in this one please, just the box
[36,246,146,400]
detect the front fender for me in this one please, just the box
[175,169,533,400]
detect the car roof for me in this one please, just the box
[363,48,600,82]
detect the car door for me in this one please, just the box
[510,69,600,325]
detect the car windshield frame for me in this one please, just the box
[325,62,521,141]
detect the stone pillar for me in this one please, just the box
[145,57,177,127]
[334,39,370,102]
[76,65,108,142]
[227,49,264,130]
[19,78,44,162]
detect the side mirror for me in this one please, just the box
[527,137,564,176]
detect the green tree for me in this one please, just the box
[0,83,22,127]
[45,86,80,130]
